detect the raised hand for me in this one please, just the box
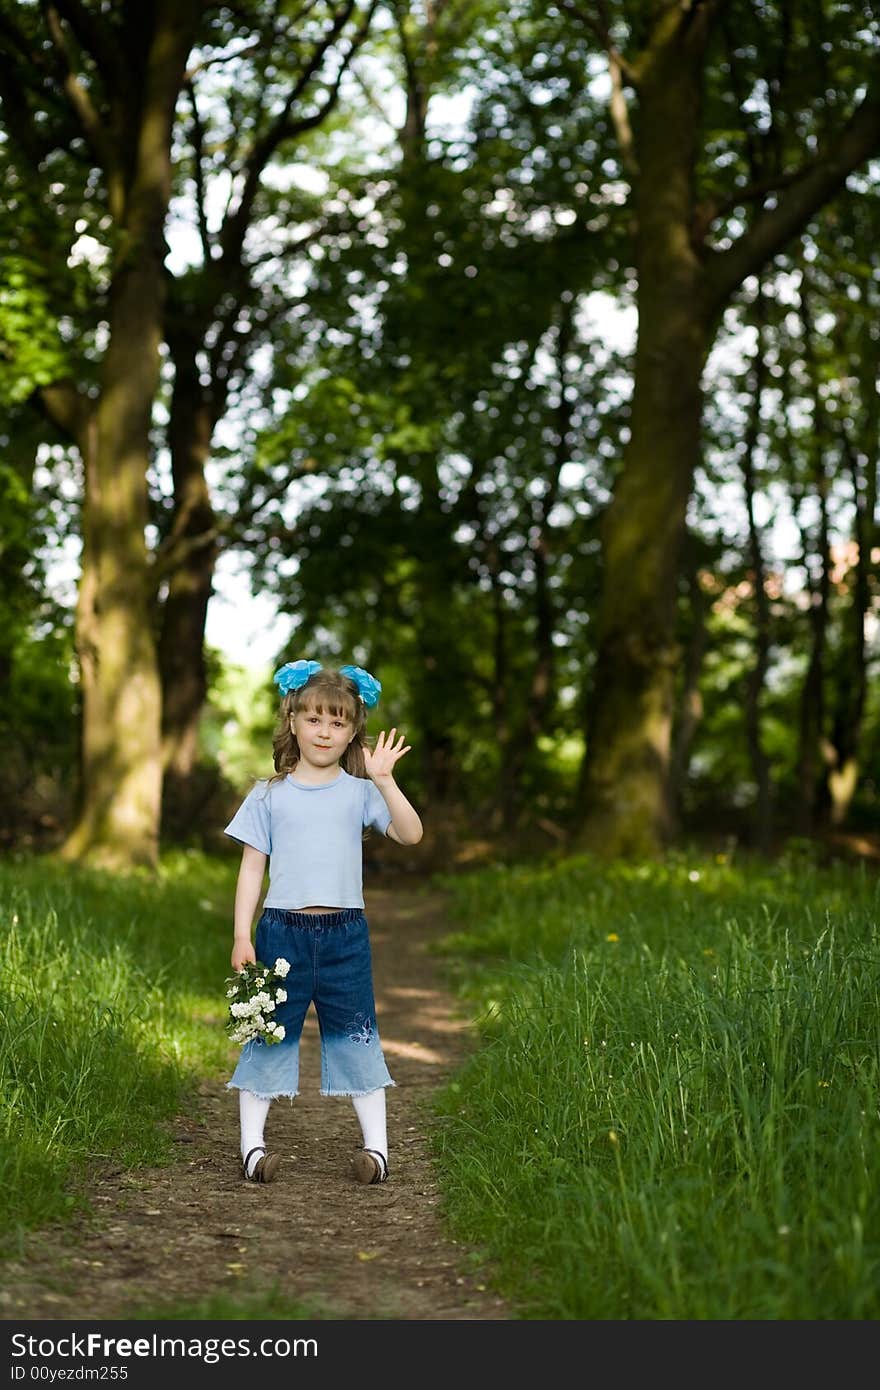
[363,728,411,781]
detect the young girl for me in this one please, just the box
[224,658,423,1186]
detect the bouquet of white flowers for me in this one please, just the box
[224,957,291,1046]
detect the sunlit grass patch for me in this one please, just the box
[430,851,880,1319]
[0,851,240,1249]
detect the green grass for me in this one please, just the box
[429,848,880,1319]
[4,842,879,1319]
[0,849,238,1252]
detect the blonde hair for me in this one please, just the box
[270,668,368,781]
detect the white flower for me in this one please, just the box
[274,958,291,978]
[224,958,290,1048]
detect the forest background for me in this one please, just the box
[1,0,879,874]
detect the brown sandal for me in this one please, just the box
[351,1147,388,1185]
[243,1146,281,1183]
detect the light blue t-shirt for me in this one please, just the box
[224,769,393,909]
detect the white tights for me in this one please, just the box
[350,1086,387,1158]
[239,1087,387,1176]
[239,1091,272,1175]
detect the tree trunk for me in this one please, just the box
[60,243,165,868]
[0,436,39,690]
[741,301,773,853]
[578,33,709,858]
[59,2,202,869]
[500,337,568,829]
[158,334,217,782]
[669,548,709,829]
[795,548,829,838]
[580,317,707,856]
[393,2,465,811]
[575,8,880,857]
[825,286,878,826]
[488,552,512,830]
[794,278,832,836]
[411,482,464,803]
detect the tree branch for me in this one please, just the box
[705,83,880,312]
[219,0,377,268]
[0,11,79,166]
[49,0,124,97]
[184,35,262,82]
[42,3,117,183]
[556,0,640,84]
[152,461,319,578]
[35,378,94,446]
[184,79,214,262]
[555,0,638,174]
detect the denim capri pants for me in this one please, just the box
[226,907,395,1100]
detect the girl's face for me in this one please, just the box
[291,701,354,771]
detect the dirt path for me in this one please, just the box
[1,881,515,1322]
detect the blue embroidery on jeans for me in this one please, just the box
[346,1012,374,1045]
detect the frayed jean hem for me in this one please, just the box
[225,1081,299,1101]
[323,1079,397,1098]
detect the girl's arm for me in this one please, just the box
[377,778,423,845]
[231,844,268,970]
[364,729,424,845]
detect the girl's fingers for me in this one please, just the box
[367,729,411,769]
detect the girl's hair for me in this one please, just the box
[270,668,368,781]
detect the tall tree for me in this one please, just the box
[739,296,773,852]
[815,200,880,828]
[572,0,880,855]
[156,0,378,789]
[0,0,203,867]
[1,1,379,857]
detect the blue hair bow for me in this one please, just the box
[272,659,382,708]
[339,664,382,708]
[273,659,322,694]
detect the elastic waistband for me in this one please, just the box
[261,906,365,929]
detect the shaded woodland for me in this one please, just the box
[1,0,878,868]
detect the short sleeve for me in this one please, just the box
[224,781,272,854]
[363,779,393,836]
